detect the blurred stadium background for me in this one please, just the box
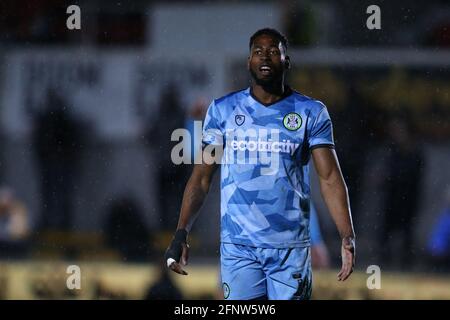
[0,0,449,299]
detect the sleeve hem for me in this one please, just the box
[310,143,335,151]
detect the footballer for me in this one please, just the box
[165,28,355,300]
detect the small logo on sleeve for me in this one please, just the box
[283,113,302,131]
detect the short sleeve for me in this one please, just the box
[202,100,223,147]
[308,105,334,150]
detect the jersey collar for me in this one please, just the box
[248,85,294,107]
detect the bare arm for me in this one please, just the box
[166,162,218,275]
[312,147,355,281]
[177,163,218,231]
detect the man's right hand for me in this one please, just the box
[164,229,190,275]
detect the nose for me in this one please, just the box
[260,51,271,61]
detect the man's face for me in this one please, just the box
[248,34,288,85]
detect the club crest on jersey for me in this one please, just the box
[235,114,245,126]
[283,113,302,131]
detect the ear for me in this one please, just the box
[247,56,250,70]
[284,56,291,70]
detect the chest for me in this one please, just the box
[222,104,307,146]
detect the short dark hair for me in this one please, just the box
[249,28,289,51]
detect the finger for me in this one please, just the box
[337,259,352,281]
[337,263,343,279]
[337,266,347,280]
[181,244,189,266]
[340,267,353,281]
[339,261,354,281]
[338,267,348,281]
[169,262,188,275]
[337,258,348,280]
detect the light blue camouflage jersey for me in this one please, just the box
[202,87,334,249]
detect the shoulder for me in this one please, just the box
[207,88,248,120]
[291,90,327,115]
[213,88,248,107]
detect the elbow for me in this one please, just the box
[200,177,212,194]
[321,172,347,193]
[194,172,212,194]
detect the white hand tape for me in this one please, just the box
[167,258,176,268]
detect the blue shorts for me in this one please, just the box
[220,243,312,300]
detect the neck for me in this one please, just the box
[250,80,288,105]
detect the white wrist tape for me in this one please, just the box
[167,258,176,268]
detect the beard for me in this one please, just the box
[249,67,282,87]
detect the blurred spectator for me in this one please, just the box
[145,259,184,300]
[0,0,69,44]
[0,186,30,258]
[185,97,208,164]
[380,117,425,268]
[427,187,450,270]
[145,85,189,231]
[32,89,85,231]
[104,196,150,262]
